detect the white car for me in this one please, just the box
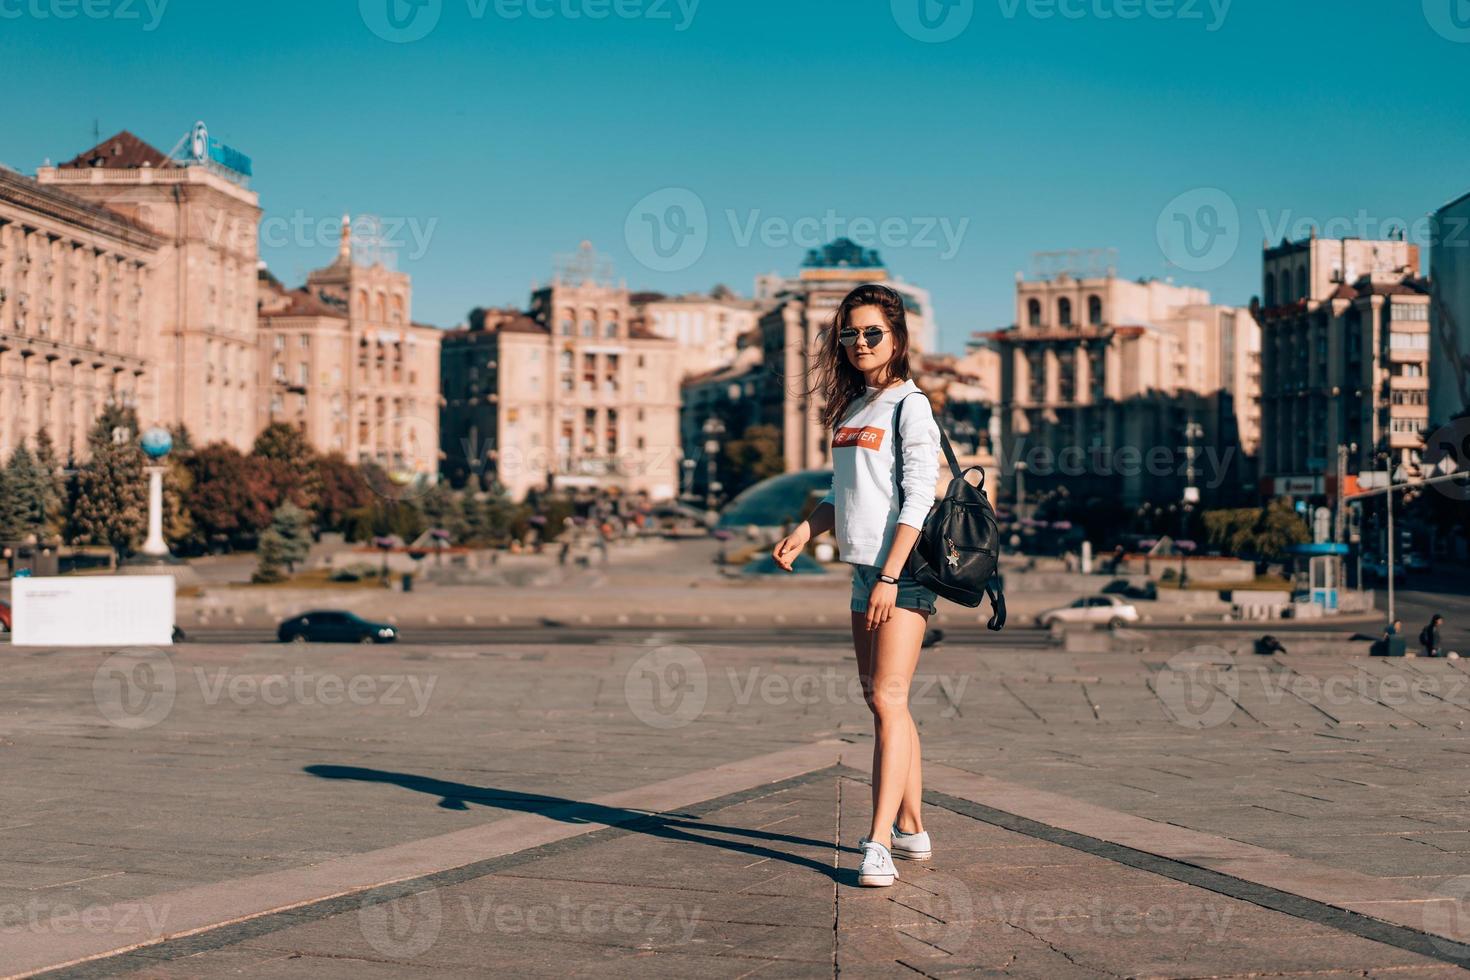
[1036,595,1140,629]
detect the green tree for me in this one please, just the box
[722,424,784,498]
[164,456,197,551]
[315,453,372,532]
[186,443,272,551]
[252,422,322,511]
[31,428,67,541]
[254,502,312,583]
[2,446,49,543]
[69,404,146,558]
[419,483,467,543]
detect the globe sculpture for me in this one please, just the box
[138,427,173,557]
[140,427,172,460]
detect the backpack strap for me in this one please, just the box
[892,392,962,509]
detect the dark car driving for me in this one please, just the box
[278,610,398,644]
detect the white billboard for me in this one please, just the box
[11,576,175,646]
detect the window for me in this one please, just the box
[1278,270,1290,303]
[1389,332,1428,350]
[1296,267,1308,300]
[300,334,310,349]
[298,364,309,386]
[1027,299,1041,328]
[1264,276,1276,307]
[273,334,285,351]
[604,321,617,338]
[581,320,595,337]
[1058,298,1072,327]
[1391,303,1429,322]
[1087,295,1102,326]
[559,320,573,336]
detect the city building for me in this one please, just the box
[37,126,262,449]
[257,216,442,478]
[1257,234,1430,496]
[0,166,161,460]
[1430,192,1470,428]
[440,243,681,501]
[991,261,1260,508]
[629,286,764,380]
[755,238,937,354]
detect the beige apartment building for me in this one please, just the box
[629,286,763,380]
[993,268,1260,507]
[0,166,160,460]
[440,244,682,501]
[1258,234,1430,494]
[257,217,442,478]
[37,130,262,450]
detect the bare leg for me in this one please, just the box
[896,714,924,834]
[851,607,928,848]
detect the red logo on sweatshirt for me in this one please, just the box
[832,425,885,450]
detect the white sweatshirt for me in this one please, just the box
[817,378,941,567]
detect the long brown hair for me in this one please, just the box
[810,283,914,430]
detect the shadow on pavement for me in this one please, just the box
[304,764,852,881]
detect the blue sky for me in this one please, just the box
[3,0,1468,351]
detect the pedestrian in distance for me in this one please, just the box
[772,283,942,888]
[1421,614,1444,658]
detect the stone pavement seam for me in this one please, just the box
[833,761,1470,970]
[26,765,851,980]
[5,740,854,980]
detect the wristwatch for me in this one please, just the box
[877,573,899,585]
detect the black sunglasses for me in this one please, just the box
[838,326,889,348]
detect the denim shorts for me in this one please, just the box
[849,563,937,615]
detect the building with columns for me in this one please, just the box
[439,243,681,501]
[0,166,160,460]
[37,129,262,450]
[257,217,442,478]
[1257,234,1430,495]
[992,266,1259,507]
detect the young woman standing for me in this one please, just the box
[771,283,942,887]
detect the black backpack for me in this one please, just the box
[894,394,1006,630]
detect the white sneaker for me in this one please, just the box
[891,823,932,861]
[858,840,897,887]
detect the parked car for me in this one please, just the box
[1101,578,1158,601]
[1404,553,1432,574]
[0,600,10,633]
[278,610,398,644]
[1036,595,1140,630]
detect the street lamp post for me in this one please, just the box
[702,417,726,526]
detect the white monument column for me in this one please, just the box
[141,465,169,557]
